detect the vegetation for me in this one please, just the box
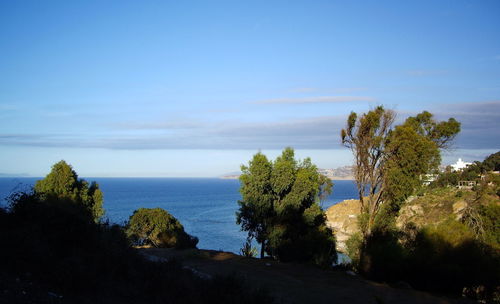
[341,107,460,272]
[343,151,500,301]
[431,151,500,190]
[236,147,336,267]
[0,162,275,303]
[34,160,104,222]
[126,207,198,249]
[240,238,258,258]
[340,106,396,239]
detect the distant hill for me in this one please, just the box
[219,171,241,179]
[219,166,354,180]
[0,173,31,177]
[318,166,354,180]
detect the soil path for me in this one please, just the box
[139,248,472,304]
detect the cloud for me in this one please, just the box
[406,70,448,77]
[332,87,368,93]
[1,101,498,151]
[430,101,500,149]
[111,121,204,130]
[254,96,376,104]
[290,87,318,93]
[0,116,348,150]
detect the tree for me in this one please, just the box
[341,107,460,272]
[237,147,336,266]
[341,106,396,238]
[126,207,198,249]
[34,160,104,222]
[342,108,460,236]
[482,151,500,172]
[237,152,273,258]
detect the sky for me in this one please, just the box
[1,0,499,177]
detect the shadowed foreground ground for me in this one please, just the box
[139,248,473,304]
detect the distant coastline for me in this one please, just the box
[219,166,355,180]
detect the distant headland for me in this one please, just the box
[219,166,355,180]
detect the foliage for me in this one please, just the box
[408,220,499,297]
[345,232,363,270]
[236,152,273,258]
[345,218,499,301]
[0,190,275,303]
[237,147,336,267]
[476,202,500,247]
[34,160,104,222]
[341,106,395,238]
[126,207,198,249]
[240,237,258,258]
[341,107,460,274]
[430,151,500,190]
[483,151,500,171]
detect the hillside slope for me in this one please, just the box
[325,187,499,252]
[141,248,472,304]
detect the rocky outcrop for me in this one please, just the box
[326,190,473,252]
[452,201,468,220]
[325,200,361,252]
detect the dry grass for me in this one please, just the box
[139,247,472,304]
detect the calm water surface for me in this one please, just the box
[0,177,357,254]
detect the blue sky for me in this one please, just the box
[1,0,499,177]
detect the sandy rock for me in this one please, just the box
[396,204,425,228]
[326,200,361,252]
[452,201,468,220]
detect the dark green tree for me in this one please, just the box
[342,107,460,273]
[381,112,460,218]
[126,207,198,249]
[482,151,500,171]
[342,108,460,237]
[34,160,104,222]
[237,152,273,258]
[237,148,336,266]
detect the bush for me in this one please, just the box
[407,220,499,296]
[344,217,499,301]
[240,238,258,257]
[345,232,363,270]
[126,207,198,249]
[34,160,105,222]
[0,191,274,303]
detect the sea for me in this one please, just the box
[0,177,357,255]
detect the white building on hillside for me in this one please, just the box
[451,158,472,171]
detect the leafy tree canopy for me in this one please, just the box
[34,160,104,222]
[482,151,500,172]
[237,147,336,267]
[126,207,198,249]
[341,108,461,237]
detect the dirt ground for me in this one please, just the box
[139,248,473,304]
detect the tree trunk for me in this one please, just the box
[260,242,265,259]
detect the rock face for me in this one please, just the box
[396,204,424,228]
[325,200,361,252]
[326,191,473,252]
[452,201,468,220]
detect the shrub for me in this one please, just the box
[126,207,198,249]
[0,191,275,303]
[345,232,363,270]
[34,160,104,222]
[240,238,258,258]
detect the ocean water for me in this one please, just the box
[0,177,357,254]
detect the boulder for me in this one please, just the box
[452,201,468,220]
